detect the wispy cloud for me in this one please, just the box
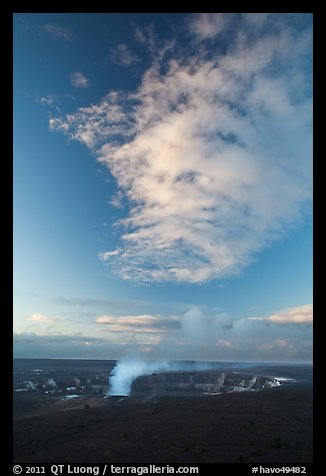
[43,24,74,42]
[257,339,294,352]
[50,15,312,284]
[70,72,90,88]
[49,91,127,148]
[109,190,125,208]
[96,314,180,333]
[37,95,54,106]
[13,332,125,359]
[134,24,156,52]
[35,94,75,115]
[109,43,139,67]
[244,13,269,26]
[28,312,64,323]
[14,302,312,361]
[133,23,175,60]
[53,295,151,316]
[248,304,313,325]
[188,13,228,40]
[81,303,312,361]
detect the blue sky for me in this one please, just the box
[13,13,312,362]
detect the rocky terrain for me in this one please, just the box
[131,369,296,397]
[13,360,313,463]
[14,359,304,399]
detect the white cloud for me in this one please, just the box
[15,302,312,361]
[99,249,121,259]
[137,306,312,362]
[50,92,128,148]
[109,190,125,208]
[35,94,75,113]
[188,13,228,40]
[96,314,180,333]
[244,13,269,26]
[249,304,313,325]
[51,16,312,284]
[134,24,155,48]
[37,95,54,105]
[43,24,73,42]
[70,72,90,88]
[217,339,233,349]
[28,312,64,323]
[109,43,139,66]
[257,339,294,352]
[133,23,176,61]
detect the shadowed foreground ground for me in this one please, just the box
[13,385,312,464]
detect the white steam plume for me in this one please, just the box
[108,356,222,396]
[108,358,171,396]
